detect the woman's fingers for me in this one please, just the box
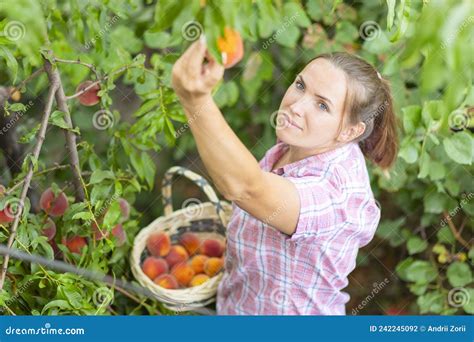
[183,37,207,76]
[202,53,224,88]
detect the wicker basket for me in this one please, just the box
[131,166,232,311]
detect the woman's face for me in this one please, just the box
[276,58,362,152]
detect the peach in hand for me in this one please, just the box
[217,27,244,69]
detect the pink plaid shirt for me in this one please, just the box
[216,140,381,315]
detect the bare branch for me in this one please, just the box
[0,81,58,290]
[44,56,85,202]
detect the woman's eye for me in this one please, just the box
[318,102,329,112]
[295,81,304,90]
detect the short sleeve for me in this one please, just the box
[285,176,345,241]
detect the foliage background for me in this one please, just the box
[0,0,472,315]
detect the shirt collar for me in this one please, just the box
[259,140,357,177]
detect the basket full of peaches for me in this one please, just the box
[131,166,232,311]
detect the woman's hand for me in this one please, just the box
[171,37,224,108]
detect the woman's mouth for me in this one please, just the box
[287,118,302,131]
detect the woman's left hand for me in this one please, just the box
[171,37,224,107]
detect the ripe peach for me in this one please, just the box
[111,223,126,246]
[0,206,14,224]
[189,274,210,287]
[179,232,201,255]
[146,232,171,257]
[204,257,224,277]
[118,198,130,220]
[165,245,189,268]
[42,217,56,241]
[63,236,87,254]
[9,87,21,102]
[171,263,195,287]
[189,254,208,274]
[142,257,168,280]
[154,274,179,289]
[76,81,100,106]
[40,188,69,217]
[200,239,224,257]
[217,27,244,69]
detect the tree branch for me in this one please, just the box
[0,81,58,290]
[44,56,85,202]
[443,211,471,249]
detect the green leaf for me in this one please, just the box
[404,260,438,284]
[399,143,418,164]
[386,0,396,30]
[407,236,428,255]
[90,170,115,184]
[42,299,72,314]
[446,262,472,287]
[462,288,474,314]
[0,46,18,82]
[72,212,94,221]
[417,290,444,314]
[282,2,311,28]
[443,132,473,165]
[436,226,455,244]
[275,25,300,48]
[49,111,80,134]
[402,105,421,134]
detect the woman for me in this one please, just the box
[171,37,398,315]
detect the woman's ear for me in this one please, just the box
[337,122,366,143]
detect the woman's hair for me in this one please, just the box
[314,52,399,170]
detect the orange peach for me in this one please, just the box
[165,245,189,268]
[41,217,56,241]
[146,232,171,257]
[154,274,179,289]
[171,263,195,287]
[217,27,244,69]
[200,239,224,257]
[142,257,168,280]
[189,274,210,287]
[204,257,224,277]
[63,236,87,254]
[189,254,209,274]
[179,232,201,255]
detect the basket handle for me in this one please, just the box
[161,166,228,226]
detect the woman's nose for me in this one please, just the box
[289,97,309,118]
